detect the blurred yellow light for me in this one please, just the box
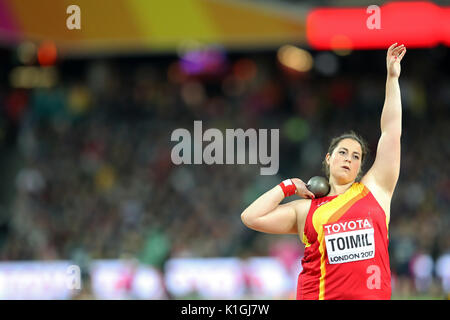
[68,85,92,114]
[9,66,58,88]
[95,165,116,191]
[17,41,37,65]
[277,45,313,72]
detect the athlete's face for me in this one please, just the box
[326,138,362,184]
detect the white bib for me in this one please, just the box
[324,218,375,264]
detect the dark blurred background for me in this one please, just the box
[0,0,448,299]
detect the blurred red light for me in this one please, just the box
[233,58,257,81]
[307,2,448,50]
[37,41,58,66]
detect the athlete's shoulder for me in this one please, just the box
[351,181,366,192]
[360,176,391,200]
[358,179,391,205]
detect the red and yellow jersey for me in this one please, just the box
[297,182,391,300]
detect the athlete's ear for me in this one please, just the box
[325,153,331,165]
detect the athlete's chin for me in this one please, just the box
[332,173,356,184]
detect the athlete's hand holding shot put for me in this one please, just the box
[241,43,406,300]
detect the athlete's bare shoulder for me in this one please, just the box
[361,175,392,222]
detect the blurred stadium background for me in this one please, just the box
[0,0,449,300]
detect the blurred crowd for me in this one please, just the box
[0,46,449,299]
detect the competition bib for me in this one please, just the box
[324,218,375,264]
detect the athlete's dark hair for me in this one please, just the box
[322,131,369,181]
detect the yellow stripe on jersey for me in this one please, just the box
[302,233,311,248]
[312,182,369,300]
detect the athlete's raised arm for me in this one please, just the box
[363,43,406,198]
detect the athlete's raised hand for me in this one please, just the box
[387,43,406,78]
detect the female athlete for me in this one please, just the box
[241,43,406,300]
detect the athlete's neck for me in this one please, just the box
[327,179,355,196]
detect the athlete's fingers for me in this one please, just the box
[307,190,315,199]
[398,47,406,60]
[292,178,315,199]
[391,44,404,57]
[388,42,397,53]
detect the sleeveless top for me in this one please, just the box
[297,182,391,300]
